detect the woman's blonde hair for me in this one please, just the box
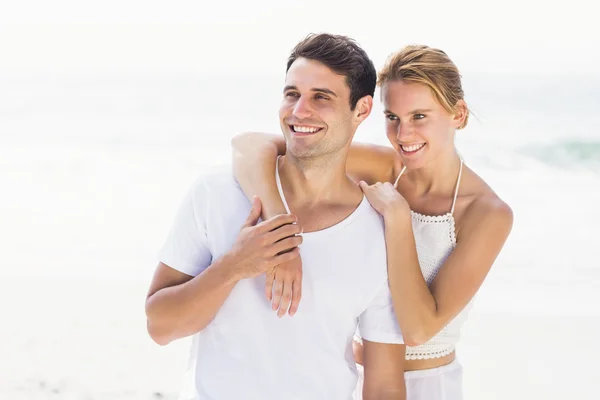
[377,45,469,129]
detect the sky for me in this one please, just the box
[0,0,598,76]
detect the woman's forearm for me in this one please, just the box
[231,132,288,219]
[345,142,400,185]
[384,213,439,347]
[231,132,400,218]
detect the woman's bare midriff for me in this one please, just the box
[353,340,456,371]
[404,351,455,371]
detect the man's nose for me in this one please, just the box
[292,97,313,119]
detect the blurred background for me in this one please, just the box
[1,1,599,399]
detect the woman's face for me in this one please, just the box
[382,80,463,170]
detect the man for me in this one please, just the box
[145,33,406,400]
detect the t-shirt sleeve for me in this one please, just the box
[358,280,404,344]
[157,178,213,277]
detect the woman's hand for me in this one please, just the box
[358,181,411,219]
[266,256,303,317]
[353,339,364,366]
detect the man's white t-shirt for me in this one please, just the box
[158,166,403,400]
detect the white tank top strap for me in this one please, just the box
[393,165,407,188]
[450,159,464,215]
[275,156,292,214]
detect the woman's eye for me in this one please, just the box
[413,114,425,120]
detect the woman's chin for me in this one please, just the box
[399,150,428,170]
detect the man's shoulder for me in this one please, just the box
[354,197,386,232]
[183,164,248,214]
[188,163,241,196]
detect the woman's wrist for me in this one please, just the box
[262,204,290,220]
[383,204,412,227]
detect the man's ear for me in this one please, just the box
[354,95,373,123]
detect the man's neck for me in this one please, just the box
[278,152,357,206]
[277,152,363,232]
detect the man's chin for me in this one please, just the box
[286,148,314,159]
[285,144,320,159]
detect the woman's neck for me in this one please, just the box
[405,149,462,197]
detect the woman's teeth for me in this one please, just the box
[401,143,426,153]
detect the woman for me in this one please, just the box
[231,45,513,399]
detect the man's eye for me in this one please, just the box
[386,114,398,121]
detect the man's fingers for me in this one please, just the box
[257,213,298,233]
[241,196,262,228]
[273,248,301,265]
[288,277,302,316]
[263,223,302,245]
[265,269,276,302]
[270,235,303,256]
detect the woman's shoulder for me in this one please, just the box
[458,167,513,236]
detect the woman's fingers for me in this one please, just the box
[265,270,275,301]
[277,280,294,318]
[288,277,302,316]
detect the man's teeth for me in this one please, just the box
[401,143,426,152]
[293,126,320,133]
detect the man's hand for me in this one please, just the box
[266,256,303,317]
[227,197,303,281]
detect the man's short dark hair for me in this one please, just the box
[286,33,377,110]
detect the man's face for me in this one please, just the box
[279,58,356,159]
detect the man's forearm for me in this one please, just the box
[363,390,406,400]
[145,255,240,345]
[363,371,406,400]
[361,340,407,400]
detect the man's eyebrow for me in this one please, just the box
[312,88,337,97]
[283,85,338,97]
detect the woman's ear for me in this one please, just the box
[453,99,468,129]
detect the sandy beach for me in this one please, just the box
[1,275,599,400]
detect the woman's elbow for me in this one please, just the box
[402,329,433,347]
[231,131,265,149]
[231,131,249,148]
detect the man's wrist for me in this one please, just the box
[213,252,245,285]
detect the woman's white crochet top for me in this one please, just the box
[400,160,473,360]
[404,209,473,359]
